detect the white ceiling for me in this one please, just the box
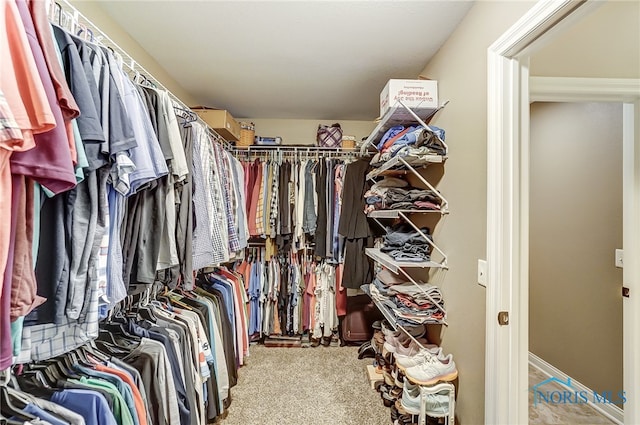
[95,1,473,120]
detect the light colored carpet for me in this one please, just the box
[220,345,390,425]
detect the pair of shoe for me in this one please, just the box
[404,353,458,386]
[395,345,444,373]
[357,340,376,359]
[392,365,405,388]
[391,403,417,425]
[381,321,425,341]
[383,333,430,355]
[400,380,450,416]
[380,384,402,408]
[381,324,427,357]
[310,337,331,347]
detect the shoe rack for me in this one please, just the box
[363,99,455,425]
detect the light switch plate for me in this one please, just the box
[478,259,487,287]
[615,249,624,268]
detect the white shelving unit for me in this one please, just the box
[366,154,446,180]
[418,382,456,425]
[360,100,449,156]
[363,99,455,425]
[365,248,446,274]
[367,209,446,219]
[367,287,446,327]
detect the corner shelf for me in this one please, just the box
[366,154,446,180]
[361,100,449,156]
[365,248,446,274]
[368,292,446,327]
[367,209,446,219]
[362,98,455,425]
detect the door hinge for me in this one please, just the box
[622,287,630,298]
[498,311,509,326]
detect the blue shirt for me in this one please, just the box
[209,277,236,334]
[75,365,140,425]
[22,403,68,425]
[51,389,117,425]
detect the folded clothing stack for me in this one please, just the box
[370,124,446,167]
[379,223,433,262]
[364,177,441,214]
[362,268,444,326]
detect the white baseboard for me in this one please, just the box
[529,352,623,425]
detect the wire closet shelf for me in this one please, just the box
[50,0,230,149]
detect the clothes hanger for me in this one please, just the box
[26,361,63,385]
[95,332,122,351]
[100,316,140,345]
[0,369,37,422]
[14,371,56,401]
[136,302,158,322]
[71,346,94,368]
[0,414,26,425]
[94,339,130,357]
[83,341,110,363]
[57,354,82,379]
[102,312,142,344]
[44,359,74,382]
[5,387,30,408]
[50,2,62,26]
[19,367,53,390]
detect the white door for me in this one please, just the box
[485,1,640,423]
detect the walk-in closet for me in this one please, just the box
[5,1,636,425]
[3,1,456,423]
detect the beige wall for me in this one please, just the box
[418,0,638,420]
[530,0,640,78]
[239,118,375,146]
[60,0,636,420]
[69,0,198,105]
[417,1,535,423]
[529,102,623,403]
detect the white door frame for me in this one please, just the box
[485,1,640,424]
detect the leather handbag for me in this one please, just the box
[317,123,343,147]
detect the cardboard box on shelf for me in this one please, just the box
[192,107,241,141]
[379,79,438,118]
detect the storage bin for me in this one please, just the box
[192,107,241,141]
[238,122,255,148]
[342,135,356,149]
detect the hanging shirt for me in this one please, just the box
[191,123,216,269]
[50,389,118,425]
[11,0,76,194]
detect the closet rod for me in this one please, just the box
[230,145,365,160]
[52,0,231,150]
[232,145,360,153]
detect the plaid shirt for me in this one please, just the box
[269,162,279,238]
[263,161,273,236]
[255,162,266,236]
[191,123,216,269]
[215,145,240,252]
[17,284,99,363]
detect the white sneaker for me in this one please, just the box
[400,381,450,416]
[404,354,458,386]
[395,346,444,372]
[394,339,437,358]
[383,335,430,354]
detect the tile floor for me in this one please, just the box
[529,365,618,425]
